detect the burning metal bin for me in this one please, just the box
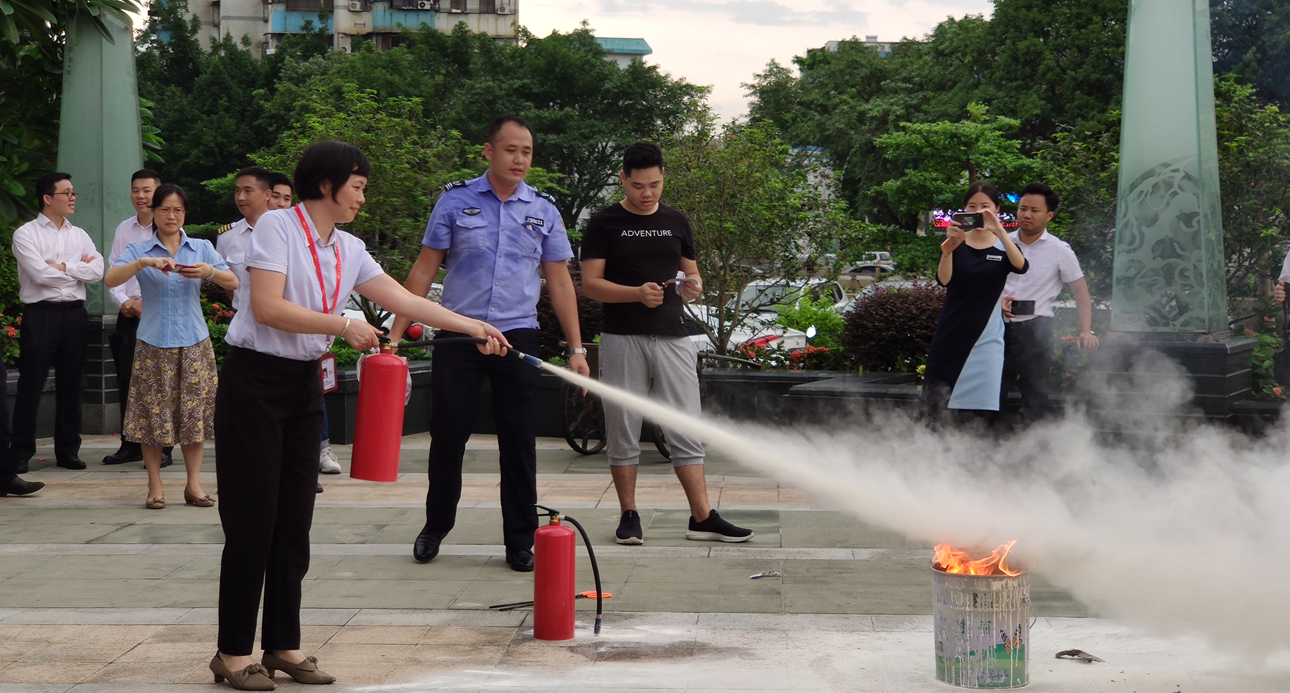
[932,566,1031,688]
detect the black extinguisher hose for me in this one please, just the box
[535,504,603,635]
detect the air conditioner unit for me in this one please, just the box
[417,0,433,8]
[496,2,509,12]
[348,1,363,9]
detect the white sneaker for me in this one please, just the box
[320,446,342,474]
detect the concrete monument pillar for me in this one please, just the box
[56,13,145,434]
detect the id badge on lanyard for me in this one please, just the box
[295,204,343,392]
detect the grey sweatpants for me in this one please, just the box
[599,333,704,468]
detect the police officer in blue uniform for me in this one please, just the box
[390,115,590,571]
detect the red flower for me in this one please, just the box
[5,326,17,338]
[1245,328,1256,335]
[1274,387,1284,397]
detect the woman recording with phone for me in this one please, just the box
[105,184,237,510]
[922,182,1028,416]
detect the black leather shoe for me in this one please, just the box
[413,526,444,563]
[15,460,28,475]
[505,548,535,572]
[0,477,45,496]
[56,457,86,470]
[102,445,142,465]
[159,451,173,469]
[316,481,324,494]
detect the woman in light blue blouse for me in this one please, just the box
[106,184,239,510]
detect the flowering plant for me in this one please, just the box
[1247,297,1285,402]
[0,309,20,367]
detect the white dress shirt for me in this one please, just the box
[108,215,154,308]
[225,206,383,361]
[12,213,105,303]
[1001,230,1083,323]
[217,218,253,313]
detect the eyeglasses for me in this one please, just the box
[155,207,185,217]
[52,191,77,199]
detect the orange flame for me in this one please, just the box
[933,540,1021,576]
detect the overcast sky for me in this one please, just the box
[522,0,994,121]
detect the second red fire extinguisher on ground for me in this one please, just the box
[349,347,406,482]
[533,512,577,640]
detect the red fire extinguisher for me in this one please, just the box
[349,347,407,482]
[533,505,603,640]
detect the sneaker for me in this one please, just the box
[686,510,753,543]
[319,447,342,474]
[615,510,644,545]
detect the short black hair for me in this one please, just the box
[149,184,190,232]
[234,166,274,191]
[269,172,294,192]
[963,181,1001,209]
[294,141,372,202]
[623,141,664,177]
[132,169,162,185]
[36,172,72,209]
[1019,182,1059,214]
[485,115,534,145]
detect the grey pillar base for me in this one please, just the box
[82,313,120,436]
[1082,333,1256,420]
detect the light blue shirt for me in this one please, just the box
[423,174,573,333]
[115,231,229,348]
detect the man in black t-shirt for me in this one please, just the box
[582,141,753,545]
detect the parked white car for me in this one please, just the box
[684,278,846,353]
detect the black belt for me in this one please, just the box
[29,300,84,311]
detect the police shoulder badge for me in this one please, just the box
[535,190,557,204]
[216,223,233,235]
[443,180,468,192]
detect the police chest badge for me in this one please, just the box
[462,207,482,216]
[524,216,545,227]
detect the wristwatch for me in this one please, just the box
[569,348,588,355]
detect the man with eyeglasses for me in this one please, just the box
[7,172,104,480]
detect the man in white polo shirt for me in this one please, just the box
[999,182,1099,420]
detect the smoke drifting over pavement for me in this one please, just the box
[543,351,1290,658]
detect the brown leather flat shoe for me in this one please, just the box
[145,496,165,510]
[262,651,336,684]
[184,490,215,507]
[210,653,276,690]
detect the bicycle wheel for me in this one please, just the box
[560,379,608,454]
[651,422,671,460]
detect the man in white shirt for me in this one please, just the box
[268,173,294,210]
[216,167,273,313]
[9,173,105,472]
[103,170,173,467]
[1000,182,1100,420]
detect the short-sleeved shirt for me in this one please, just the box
[216,218,254,313]
[580,202,696,337]
[115,231,229,348]
[1002,230,1084,322]
[108,215,152,307]
[225,206,384,361]
[422,174,573,333]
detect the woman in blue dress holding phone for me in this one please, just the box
[923,182,1029,415]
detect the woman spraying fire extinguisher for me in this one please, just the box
[210,140,508,691]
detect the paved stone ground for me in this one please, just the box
[0,434,1286,691]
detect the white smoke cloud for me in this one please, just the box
[543,349,1290,659]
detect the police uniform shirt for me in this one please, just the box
[422,174,573,333]
[217,218,253,313]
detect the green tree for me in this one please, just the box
[663,121,852,354]
[872,103,1039,217]
[1211,0,1290,109]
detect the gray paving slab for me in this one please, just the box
[88,525,223,544]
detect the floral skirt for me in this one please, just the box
[124,338,217,447]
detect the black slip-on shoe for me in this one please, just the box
[615,509,644,545]
[686,510,754,543]
[413,526,445,563]
[505,548,535,572]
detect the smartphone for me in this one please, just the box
[174,264,197,269]
[952,212,984,230]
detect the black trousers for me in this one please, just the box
[10,302,87,463]
[425,328,540,551]
[0,359,16,484]
[1001,317,1055,421]
[215,347,323,655]
[110,313,172,454]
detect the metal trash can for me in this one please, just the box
[932,566,1031,688]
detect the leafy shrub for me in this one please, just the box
[774,294,845,349]
[536,277,602,361]
[1247,297,1286,401]
[843,281,945,372]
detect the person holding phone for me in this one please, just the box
[998,183,1098,420]
[209,141,508,690]
[923,182,1028,415]
[106,184,237,510]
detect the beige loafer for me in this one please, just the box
[210,653,276,690]
[262,652,336,684]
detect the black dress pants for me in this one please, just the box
[110,313,172,455]
[215,347,323,655]
[425,328,540,552]
[0,359,17,484]
[10,302,87,463]
[1001,317,1055,421]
